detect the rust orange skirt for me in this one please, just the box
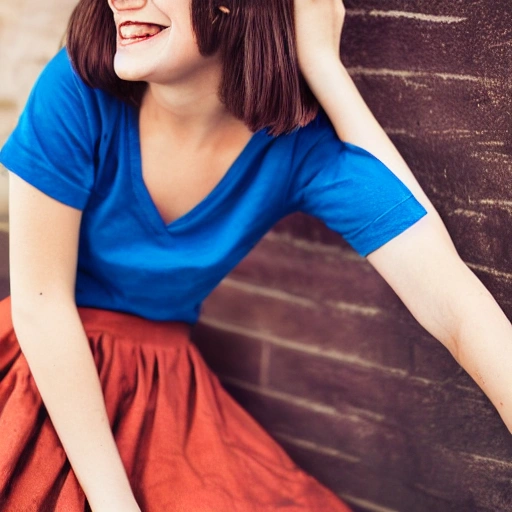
[0,297,352,512]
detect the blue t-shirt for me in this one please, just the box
[0,49,427,323]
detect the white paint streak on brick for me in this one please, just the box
[341,494,400,512]
[430,129,473,134]
[428,129,476,141]
[222,275,383,318]
[348,67,482,83]
[476,198,512,211]
[489,39,512,49]
[368,10,467,24]
[222,376,339,415]
[464,451,512,467]
[221,278,319,309]
[454,384,481,394]
[451,208,486,219]
[222,375,386,422]
[220,278,384,319]
[385,128,417,138]
[476,141,506,147]
[325,299,382,317]
[201,316,408,376]
[274,433,360,463]
[466,263,512,282]
[470,151,512,165]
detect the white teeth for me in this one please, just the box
[120,23,163,39]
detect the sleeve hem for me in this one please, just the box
[347,196,428,257]
[1,157,90,211]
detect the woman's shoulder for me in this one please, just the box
[36,48,124,116]
[35,48,89,98]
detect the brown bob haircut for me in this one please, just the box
[67,0,320,136]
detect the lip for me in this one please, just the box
[117,21,171,47]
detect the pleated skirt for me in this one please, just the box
[0,297,352,512]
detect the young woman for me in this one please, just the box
[0,0,511,510]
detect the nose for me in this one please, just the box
[110,0,147,10]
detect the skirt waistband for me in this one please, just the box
[78,307,193,347]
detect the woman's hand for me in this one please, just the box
[293,0,345,79]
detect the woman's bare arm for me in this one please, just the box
[367,218,512,432]
[294,0,512,432]
[9,173,141,511]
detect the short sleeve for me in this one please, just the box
[290,118,427,257]
[0,48,96,210]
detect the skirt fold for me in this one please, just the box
[0,297,352,512]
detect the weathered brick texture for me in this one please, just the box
[1,1,511,511]
[198,2,512,511]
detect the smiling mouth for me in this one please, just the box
[118,21,169,45]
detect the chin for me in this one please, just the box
[113,55,151,82]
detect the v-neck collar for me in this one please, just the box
[127,105,269,235]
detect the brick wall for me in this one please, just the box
[1,1,512,511]
[194,2,512,511]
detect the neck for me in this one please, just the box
[142,68,245,147]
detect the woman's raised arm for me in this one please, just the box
[294,0,512,433]
[294,0,439,212]
[9,174,141,511]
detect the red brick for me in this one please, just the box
[224,383,414,482]
[354,75,510,142]
[202,281,414,371]
[230,237,407,313]
[265,345,512,460]
[225,383,498,511]
[415,444,512,510]
[342,2,512,80]
[441,206,512,274]
[276,437,483,512]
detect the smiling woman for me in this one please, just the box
[1,0,512,511]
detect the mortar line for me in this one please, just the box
[274,432,360,463]
[200,316,407,376]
